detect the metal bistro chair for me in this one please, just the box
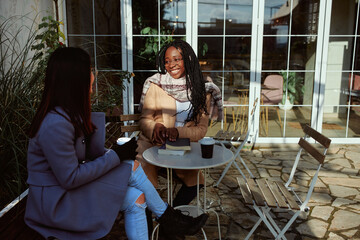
[237,125,331,240]
[213,98,259,187]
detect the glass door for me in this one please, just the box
[319,0,360,141]
[130,0,188,112]
[196,0,255,135]
[257,0,320,139]
[124,0,360,143]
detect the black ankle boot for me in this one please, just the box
[156,205,208,236]
[173,184,204,207]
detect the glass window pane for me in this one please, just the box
[324,71,349,106]
[330,0,358,35]
[225,1,252,35]
[291,0,319,35]
[357,3,360,36]
[132,0,158,34]
[327,37,354,71]
[302,71,314,105]
[67,36,95,61]
[198,0,224,35]
[66,0,93,34]
[93,71,124,108]
[354,38,360,70]
[160,0,186,35]
[261,72,311,107]
[349,106,360,137]
[133,37,159,70]
[159,36,185,47]
[225,37,251,71]
[262,36,288,70]
[94,0,121,34]
[349,73,360,93]
[223,72,242,104]
[224,72,251,100]
[96,37,122,70]
[289,37,317,71]
[281,71,306,105]
[198,37,223,71]
[322,107,348,138]
[258,105,283,137]
[261,72,283,106]
[133,72,155,105]
[264,0,288,35]
[284,106,312,137]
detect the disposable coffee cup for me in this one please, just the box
[117,137,132,145]
[199,137,215,158]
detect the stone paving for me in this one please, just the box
[104,144,360,240]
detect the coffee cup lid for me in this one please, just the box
[117,137,132,145]
[199,137,215,145]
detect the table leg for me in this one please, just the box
[166,168,174,206]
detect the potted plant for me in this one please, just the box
[279,71,304,110]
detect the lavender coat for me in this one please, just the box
[24,108,131,240]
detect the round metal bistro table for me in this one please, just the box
[143,142,233,240]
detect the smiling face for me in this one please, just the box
[164,46,185,79]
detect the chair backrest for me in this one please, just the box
[105,113,141,147]
[262,74,283,105]
[298,125,331,163]
[285,125,331,207]
[119,114,141,133]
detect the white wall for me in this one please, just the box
[0,0,55,73]
[0,0,54,23]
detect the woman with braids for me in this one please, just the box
[136,40,222,237]
[25,47,208,240]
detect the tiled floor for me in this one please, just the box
[104,144,360,240]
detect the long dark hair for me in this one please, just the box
[28,47,94,138]
[156,40,208,124]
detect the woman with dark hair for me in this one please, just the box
[136,40,222,226]
[25,47,208,240]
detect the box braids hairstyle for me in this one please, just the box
[156,40,208,125]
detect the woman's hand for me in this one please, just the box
[165,128,179,142]
[153,123,167,144]
[111,137,138,161]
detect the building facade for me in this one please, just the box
[2,0,359,144]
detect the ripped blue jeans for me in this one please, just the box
[120,160,167,240]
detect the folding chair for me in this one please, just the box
[105,114,141,147]
[213,98,258,187]
[237,125,331,240]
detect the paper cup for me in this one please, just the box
[117,137,132,145]
[199,137,215,158]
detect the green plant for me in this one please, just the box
[0,15,64,209]
[279,71,304,105]
[31,16,65,74]
[138,24,177,62]
[137,17,208,63]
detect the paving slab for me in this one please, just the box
[311,206,334,221]
[296,219,329,238]
[322,177,360,188]
[332,198,356,207]
[109,144,360,240]
[329,185,360,197]
[329,209,360,231]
